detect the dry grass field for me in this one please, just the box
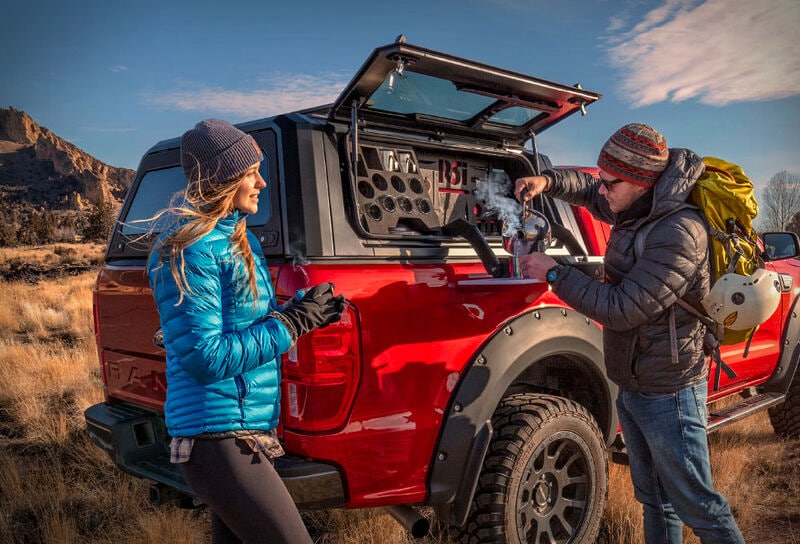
[0,244,797,543]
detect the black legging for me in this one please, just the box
[179,437,313,544]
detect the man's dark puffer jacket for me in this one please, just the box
[544,148,710,394]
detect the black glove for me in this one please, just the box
[278,282,345,338]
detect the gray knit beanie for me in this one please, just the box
[180,119,262,187]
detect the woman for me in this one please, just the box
[147,118,344,543]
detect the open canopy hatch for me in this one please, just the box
[330,38,602,148]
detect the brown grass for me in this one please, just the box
[599,411,800,544]
[0,242,105,265]
[0,244,797,543]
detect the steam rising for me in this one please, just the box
[474,171,522,237]
[290,248,310,288]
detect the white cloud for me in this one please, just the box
[604,0,800,107]
[109,65,128,73]
[144,73,349,117]
[605,14,629,34]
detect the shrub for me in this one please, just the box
[80,198,114,242]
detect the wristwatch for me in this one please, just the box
[546,264,565,284]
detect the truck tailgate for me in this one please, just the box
[95,264,165,411]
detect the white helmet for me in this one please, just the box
[701,268,781,330]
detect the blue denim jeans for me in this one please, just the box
[617,383,745,544]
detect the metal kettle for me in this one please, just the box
[502,208,552,256]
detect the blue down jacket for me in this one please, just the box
[545,149,710,394]
[147,211,293,437]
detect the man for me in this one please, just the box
[514,123,744,543]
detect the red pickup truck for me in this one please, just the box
[85,39,800,543]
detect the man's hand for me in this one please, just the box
[514,175,550,203]
[519,252,558,281]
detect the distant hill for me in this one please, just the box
[0,107,134,211]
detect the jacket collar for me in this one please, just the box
[616,190,653,225]
[216,210,246,235]
[627,148,705,229]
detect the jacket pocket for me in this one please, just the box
[628,333,640,379]
[235,375,248,420]
[669,306,679,365]
[605,330,640,385]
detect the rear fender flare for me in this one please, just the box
[427,306,613,521]
[763,294,800,394]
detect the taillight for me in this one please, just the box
[281,305,361,432]
[92,278,109,399]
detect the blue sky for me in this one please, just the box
[2,0,798,193]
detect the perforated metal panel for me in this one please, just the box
[355,145,439,235]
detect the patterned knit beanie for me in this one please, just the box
[597,123,669,187]
[180,119,262,187]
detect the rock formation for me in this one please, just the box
[0,106,134,210]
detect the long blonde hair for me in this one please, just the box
[150,172,258,306]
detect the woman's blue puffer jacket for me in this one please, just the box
[147,211,293,437]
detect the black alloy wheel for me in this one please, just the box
[454,393,608,544]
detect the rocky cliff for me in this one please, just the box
[0,107,134,210]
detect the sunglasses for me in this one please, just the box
[600,177,623,191]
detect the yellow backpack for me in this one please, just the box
[634,157,764,389]
[636,157,762,342]
[690,157,762,345]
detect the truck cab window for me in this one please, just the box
[121,163,271,235]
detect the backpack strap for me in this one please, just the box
[708,219,744,275]
[673,298,737,389]
[705,332,738,391]
[633,204,696,261]
[633,216,659,262]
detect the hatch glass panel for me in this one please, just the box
[366,71,540,128]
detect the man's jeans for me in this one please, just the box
[617,382,745,544]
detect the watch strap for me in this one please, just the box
[546,264,564,284]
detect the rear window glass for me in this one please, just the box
[120,164,271,234]
[366,71,543,127]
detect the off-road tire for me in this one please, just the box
[452,393,608,544]
[768,373,800,438]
